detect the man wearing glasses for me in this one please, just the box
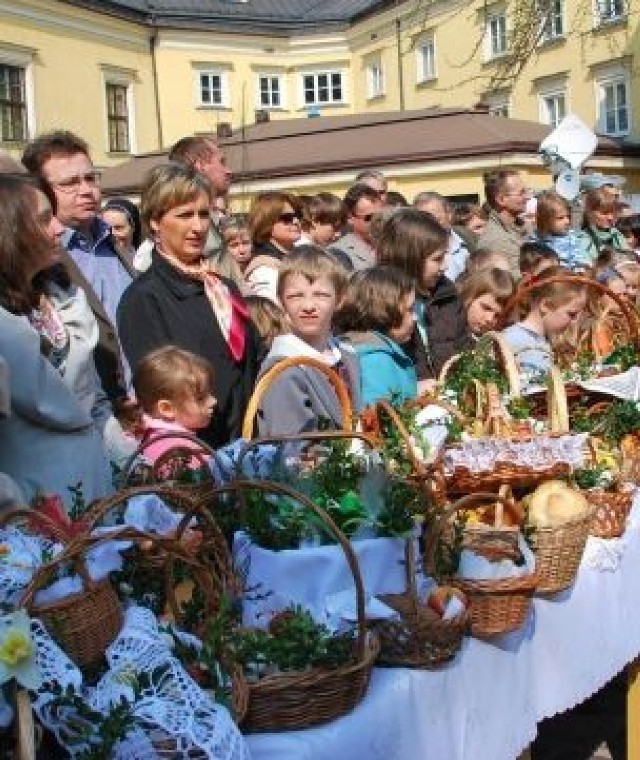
[477,168,531,276]
[329,183,385,271]
[23,131,134,399]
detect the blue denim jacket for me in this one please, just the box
[61,217,132,327]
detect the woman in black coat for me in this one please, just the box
[117,162,259,447]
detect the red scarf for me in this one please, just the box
[160,251,249,361]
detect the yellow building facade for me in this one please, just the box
[0,0,638,185]
[0,0,159,166]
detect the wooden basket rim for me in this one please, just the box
[241,356,353,440]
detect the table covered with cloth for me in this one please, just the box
[246,492,640,760]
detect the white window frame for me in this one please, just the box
[194,67,230,109]
[100,66,137,155]
[256,72,284,109]
[594,0,627,25]
[539,90,567,127]
[484,90,510,117]
[366,58,385,99]
[485,10,508,59]
[540,0,565,41]
[0,45,35,143]
[595,73,630,136]
[299,69,346,108]
[416,34,437,83]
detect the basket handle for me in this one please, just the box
[411,394,467,423]
[362,400,447,505]
[370,399,430,477]
[547,365,569,433]
[241,356,354,440]
[16,688,35,760]
[83,479,206,533]
[210,479,368,660]
[423,491,521,581]
[478,331,522,397]
[118,431,218,488]
[437,331,521,398]
[20,511,225,626]
[500,274,640,348]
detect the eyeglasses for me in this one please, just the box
[278,212,300,224]
[51,171,102,193]
[352,213,374,223]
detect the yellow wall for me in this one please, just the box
[0,0,159,166]
[154,28,354,145]
[348,0,640,142]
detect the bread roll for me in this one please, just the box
[528,481,590,528]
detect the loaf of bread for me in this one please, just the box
[527,480,591,528]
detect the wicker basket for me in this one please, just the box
[437,330,575,493]
[19,540,123,669]
[374,537,468,668]
[361,398,448,507]
[237,431,457,668]
[444,394,579,495]
[82,484,242,631]
[118,431,219,507]
[214,479,379,733]
[530,511,593,595]
[584,488,633,539]
[445,450,574,494]
[0,509,122,669]
[425,492,538,638]
[241,355,354,439]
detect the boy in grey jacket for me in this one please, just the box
[256,247,361,436]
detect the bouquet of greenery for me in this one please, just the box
[237,433,421,550]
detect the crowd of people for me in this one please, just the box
[0,128,637,759]
[0,130,639,516]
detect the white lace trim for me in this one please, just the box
[445,433,588,475]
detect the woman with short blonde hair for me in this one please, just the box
[118,162,259,447]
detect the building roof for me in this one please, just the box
[100,107,640,196]
[63,0,395,31]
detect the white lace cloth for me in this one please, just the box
[444,433,588,475]
[31,606,249,760]
[247,490,640,760]
[0,526,128,606]
[233,532,407,628]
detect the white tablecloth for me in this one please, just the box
[246,493,640,760]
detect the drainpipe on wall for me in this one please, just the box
[395,15,405,112]
[150,27,164,149]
